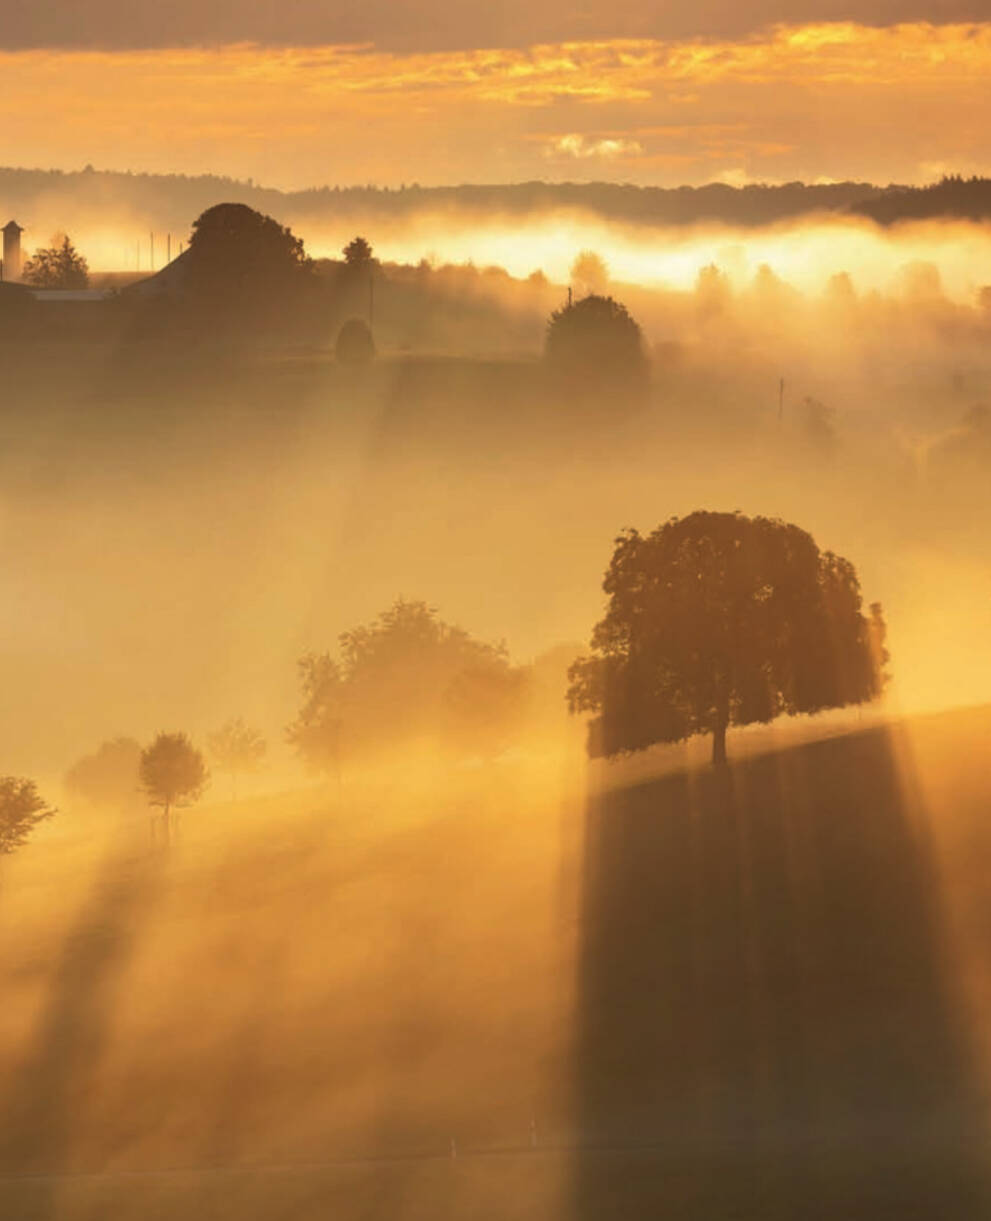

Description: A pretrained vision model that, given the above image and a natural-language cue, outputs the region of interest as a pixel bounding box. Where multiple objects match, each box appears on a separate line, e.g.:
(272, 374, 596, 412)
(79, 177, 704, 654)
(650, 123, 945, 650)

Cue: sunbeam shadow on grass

(572, 722, 991, 1218)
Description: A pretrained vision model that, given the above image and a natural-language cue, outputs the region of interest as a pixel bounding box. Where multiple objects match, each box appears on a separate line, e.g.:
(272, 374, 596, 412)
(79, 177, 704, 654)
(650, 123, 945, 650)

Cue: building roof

(121, 248, 191, 300)
(31, 289, 115, 303)
(0, 281, 31, 302)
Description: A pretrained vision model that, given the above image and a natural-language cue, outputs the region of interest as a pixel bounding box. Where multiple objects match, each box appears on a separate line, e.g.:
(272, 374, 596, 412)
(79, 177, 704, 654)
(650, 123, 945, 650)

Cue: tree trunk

(712, 717, 729, 768)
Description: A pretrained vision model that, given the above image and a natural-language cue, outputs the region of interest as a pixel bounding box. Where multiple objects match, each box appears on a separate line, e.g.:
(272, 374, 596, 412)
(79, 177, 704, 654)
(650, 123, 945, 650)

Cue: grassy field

(2, 707, 991, 1218)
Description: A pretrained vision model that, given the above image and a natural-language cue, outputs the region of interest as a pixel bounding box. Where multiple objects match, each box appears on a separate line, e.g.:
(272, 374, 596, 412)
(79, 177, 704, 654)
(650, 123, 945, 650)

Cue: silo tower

(3, 220, 24, 281)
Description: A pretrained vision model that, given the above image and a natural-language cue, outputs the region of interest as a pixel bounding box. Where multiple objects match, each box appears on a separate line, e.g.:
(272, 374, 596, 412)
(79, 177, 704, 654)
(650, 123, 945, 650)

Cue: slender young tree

(568, 512, 889, 767)
(207, 718, 266, 801)
(139, 732, 209, 845)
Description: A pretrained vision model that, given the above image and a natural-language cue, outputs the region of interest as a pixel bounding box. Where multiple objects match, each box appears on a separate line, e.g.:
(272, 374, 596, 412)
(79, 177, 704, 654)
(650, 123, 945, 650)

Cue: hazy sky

(2, 1, 986, 49)
(1, 6, 988, 187)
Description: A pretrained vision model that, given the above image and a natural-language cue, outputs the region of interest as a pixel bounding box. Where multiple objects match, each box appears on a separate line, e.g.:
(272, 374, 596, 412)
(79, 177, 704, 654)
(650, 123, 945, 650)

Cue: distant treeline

(4, 166, 991, 233)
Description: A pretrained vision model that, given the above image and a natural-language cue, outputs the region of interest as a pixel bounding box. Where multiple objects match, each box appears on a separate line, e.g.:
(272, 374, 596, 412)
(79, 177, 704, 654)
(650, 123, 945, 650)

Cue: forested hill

(3, 167, 991, 233)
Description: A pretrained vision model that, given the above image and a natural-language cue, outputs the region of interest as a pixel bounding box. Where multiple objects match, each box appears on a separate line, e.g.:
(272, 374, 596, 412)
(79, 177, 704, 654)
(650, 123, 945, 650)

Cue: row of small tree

(5, 510, 889, 861)
(66, 720, 267, 816)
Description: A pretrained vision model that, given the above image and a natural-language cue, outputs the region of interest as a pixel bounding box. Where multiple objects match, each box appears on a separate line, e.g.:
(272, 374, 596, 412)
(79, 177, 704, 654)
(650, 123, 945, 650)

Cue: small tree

(139, 732, 208, 843)
(22, 234, 89, 290)
(207, 718, 266, 801)
(568, 512, 888, 767)
(64, 737, 142, 813)
(343, 236, 375, 269)
(0, 777, 56, 855)
(544, 294, 648, 404)
(570, 250, 609, 298)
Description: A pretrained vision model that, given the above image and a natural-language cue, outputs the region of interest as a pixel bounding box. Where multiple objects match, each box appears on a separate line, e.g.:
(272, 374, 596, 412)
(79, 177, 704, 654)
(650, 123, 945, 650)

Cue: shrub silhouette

(568, 511, 889, 766)
(335, 318, 376, 364)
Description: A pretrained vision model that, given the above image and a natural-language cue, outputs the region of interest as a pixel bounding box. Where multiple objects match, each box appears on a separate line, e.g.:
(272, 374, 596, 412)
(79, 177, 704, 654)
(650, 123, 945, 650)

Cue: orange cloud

(0, 23, 988, 186)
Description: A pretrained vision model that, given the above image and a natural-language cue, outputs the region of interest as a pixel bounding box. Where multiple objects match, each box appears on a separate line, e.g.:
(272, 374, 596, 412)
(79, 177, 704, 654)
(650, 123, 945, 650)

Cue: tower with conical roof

(3, 221, 24, 281)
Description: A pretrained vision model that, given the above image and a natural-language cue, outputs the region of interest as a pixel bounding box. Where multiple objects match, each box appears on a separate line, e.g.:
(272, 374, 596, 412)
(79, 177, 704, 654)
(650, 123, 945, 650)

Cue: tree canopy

(185, 202, 313, 330)
(568, 512, 888, 765)
(22, 234, 89, 290)
(343, 236, 375, 268)
(139, 732, 209, 824)
(544, 293, 648, 403)
(0, 777, 55, 855)
(64, 737, 142, 812)
(288, 598, 529, 770)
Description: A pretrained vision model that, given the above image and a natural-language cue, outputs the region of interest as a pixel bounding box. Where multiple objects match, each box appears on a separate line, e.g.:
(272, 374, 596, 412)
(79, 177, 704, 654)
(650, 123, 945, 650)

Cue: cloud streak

(0, 24, 988, 187)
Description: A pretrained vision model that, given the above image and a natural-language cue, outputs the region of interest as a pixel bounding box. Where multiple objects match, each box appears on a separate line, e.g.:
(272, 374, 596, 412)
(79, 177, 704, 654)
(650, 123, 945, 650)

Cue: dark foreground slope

(2, 709, 991, 1219)
(576, 715, 991, 1218)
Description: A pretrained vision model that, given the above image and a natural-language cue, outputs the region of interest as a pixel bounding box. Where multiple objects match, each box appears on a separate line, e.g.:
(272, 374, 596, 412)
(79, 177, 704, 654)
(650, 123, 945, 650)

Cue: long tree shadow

(573, 725, 991, 1218)
(0, 842, 167, 1215)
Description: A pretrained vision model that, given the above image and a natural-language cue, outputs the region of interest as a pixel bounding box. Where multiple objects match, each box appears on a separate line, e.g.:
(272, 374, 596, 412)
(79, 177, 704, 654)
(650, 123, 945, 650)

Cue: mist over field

(2, 162, 991, 1219)
(2, 191, 990, 777)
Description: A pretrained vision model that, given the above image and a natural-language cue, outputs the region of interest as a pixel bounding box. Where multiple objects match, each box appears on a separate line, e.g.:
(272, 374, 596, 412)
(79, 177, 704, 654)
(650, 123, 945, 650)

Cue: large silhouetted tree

(544, 293, 648, 403)
(185, 202, 313, 333)
(0, 777, 56, 855)
(568, 512, 888, 766)
(22, 234, 89, 290)
(140, 732, 208, 843)
(288, 599, 528, 770)
(64, 737, 142, 812)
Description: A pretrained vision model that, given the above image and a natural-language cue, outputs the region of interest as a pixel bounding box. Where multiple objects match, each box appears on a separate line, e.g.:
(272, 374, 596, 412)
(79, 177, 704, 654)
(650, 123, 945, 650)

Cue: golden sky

(2, 21, 989, 187)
